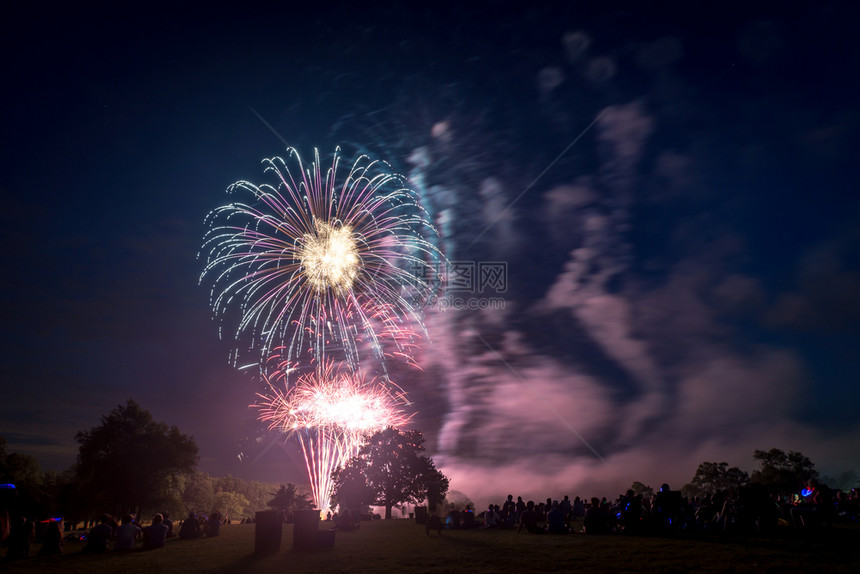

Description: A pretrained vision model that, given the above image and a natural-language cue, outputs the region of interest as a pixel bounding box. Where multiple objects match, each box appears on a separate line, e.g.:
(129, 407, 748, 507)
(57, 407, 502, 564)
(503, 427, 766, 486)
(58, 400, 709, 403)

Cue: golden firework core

(300, 220, 360, 294)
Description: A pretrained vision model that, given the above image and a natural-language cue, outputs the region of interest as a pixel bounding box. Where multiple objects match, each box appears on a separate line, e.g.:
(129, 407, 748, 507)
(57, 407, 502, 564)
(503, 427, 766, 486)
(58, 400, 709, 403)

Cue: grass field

(3, 519, 858, 573)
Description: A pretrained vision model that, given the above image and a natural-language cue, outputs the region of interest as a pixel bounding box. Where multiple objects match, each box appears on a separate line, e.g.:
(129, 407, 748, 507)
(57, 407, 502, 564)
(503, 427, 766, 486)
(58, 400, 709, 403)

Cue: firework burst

(200, 147, 442, 376)
(257, 360, 412, 512)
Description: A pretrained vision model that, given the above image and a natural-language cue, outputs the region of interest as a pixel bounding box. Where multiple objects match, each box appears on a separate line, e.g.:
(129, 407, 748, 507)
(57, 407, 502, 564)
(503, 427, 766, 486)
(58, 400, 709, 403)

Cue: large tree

(683, 461, 749, 498)
(75, 399, 198, 516)
(330, 461, 375, 514)
(750, 448, 817, 495)
(333, 428, 449, 519)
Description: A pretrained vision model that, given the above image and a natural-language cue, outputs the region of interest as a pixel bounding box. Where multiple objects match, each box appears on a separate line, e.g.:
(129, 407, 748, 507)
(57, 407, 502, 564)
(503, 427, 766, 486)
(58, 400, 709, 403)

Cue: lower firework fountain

(256, 360, 412, 515)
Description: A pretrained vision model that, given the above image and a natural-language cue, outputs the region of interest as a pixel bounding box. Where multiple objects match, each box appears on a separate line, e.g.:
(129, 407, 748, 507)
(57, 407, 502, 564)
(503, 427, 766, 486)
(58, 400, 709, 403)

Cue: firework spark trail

(257, 361, 412, 512)
(200, 147, 443, 378)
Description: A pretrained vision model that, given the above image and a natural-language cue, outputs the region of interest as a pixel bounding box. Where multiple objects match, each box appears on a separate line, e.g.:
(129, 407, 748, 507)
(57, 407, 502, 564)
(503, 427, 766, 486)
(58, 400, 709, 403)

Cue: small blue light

(0, 484, 16, 489)
(801, 488, 813, 497)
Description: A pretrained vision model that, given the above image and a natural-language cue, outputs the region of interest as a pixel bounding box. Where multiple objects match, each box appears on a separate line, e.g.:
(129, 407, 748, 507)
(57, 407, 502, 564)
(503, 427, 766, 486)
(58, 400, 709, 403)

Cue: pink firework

(257, 360, 412, 513)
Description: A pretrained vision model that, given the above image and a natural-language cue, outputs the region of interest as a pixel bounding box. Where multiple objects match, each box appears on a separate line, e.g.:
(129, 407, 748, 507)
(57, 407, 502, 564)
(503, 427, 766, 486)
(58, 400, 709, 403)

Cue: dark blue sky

(2, 1, 859, 499)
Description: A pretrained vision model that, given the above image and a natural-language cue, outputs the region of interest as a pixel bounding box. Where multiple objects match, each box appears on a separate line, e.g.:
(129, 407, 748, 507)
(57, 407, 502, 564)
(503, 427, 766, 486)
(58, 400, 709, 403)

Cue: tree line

(0, 399, 448, 525)
(3, 399, 856, 525)
(0, 400, 305, 524)
(629, 448, 858, 501)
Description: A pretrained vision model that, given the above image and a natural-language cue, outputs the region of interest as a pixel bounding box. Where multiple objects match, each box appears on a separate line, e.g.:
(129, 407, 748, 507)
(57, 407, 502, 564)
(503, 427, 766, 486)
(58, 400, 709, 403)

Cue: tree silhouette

(0, 434, 53, 517)
(75, 399, 198, 516)
(629, 481, 654, 498)
(332, 428, 449, 519)
(330, 460, 375, 514)
(684, 461, 749, 497)
(0, 436, 42, 494)
(267, 483, 313, 514)
(750, 448, 817, 495)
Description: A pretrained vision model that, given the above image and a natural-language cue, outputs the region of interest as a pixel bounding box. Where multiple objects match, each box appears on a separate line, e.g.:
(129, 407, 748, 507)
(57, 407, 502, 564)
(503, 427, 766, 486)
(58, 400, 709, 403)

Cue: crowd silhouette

(3, 478, 860, 560)
(433, 481, 860, 536)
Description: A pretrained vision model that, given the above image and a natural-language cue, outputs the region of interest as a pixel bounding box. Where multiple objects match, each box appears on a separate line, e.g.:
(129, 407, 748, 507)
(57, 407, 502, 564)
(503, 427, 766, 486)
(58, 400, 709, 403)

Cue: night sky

(2, 2, 859, 504)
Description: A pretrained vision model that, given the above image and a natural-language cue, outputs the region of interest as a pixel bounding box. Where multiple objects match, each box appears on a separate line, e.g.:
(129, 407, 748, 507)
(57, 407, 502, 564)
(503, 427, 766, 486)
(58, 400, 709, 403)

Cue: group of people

(61, 510, 224, 555)
(80, 511, 178, 552)
(436, 481, 860, 536)
(432, 495, 608, 535)
(2, 508, 234, 560)
(82, 512, 171, 552)
(177, 510, 224, 539)
(463, 495, 588, 534)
